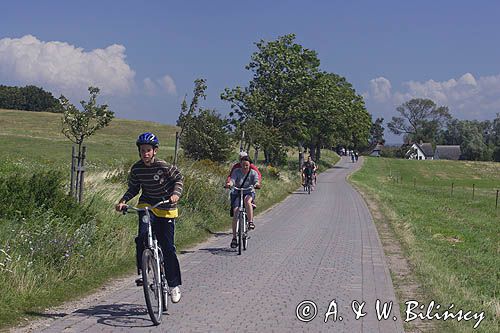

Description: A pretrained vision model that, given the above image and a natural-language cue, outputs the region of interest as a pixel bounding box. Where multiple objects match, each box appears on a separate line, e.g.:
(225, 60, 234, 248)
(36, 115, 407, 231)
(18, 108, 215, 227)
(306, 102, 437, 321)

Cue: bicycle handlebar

(121, 199, 170, 214)
(232, 185, 254, 191)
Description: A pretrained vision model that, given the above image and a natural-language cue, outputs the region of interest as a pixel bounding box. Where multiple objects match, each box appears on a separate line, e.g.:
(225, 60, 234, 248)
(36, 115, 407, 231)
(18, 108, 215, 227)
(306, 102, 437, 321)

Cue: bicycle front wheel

(242, 213, 248, 251)
(142, 249, 162, 325)
(159, 249, 168, 313)
(238, 213, 243, 255)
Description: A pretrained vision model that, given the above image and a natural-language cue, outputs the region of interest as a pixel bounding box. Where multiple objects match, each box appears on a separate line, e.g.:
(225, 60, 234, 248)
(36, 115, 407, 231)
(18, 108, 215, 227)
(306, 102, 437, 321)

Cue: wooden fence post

(78, 146, 86, 203)
(173, 131, 180, 166)
(70, 146, 76, 197)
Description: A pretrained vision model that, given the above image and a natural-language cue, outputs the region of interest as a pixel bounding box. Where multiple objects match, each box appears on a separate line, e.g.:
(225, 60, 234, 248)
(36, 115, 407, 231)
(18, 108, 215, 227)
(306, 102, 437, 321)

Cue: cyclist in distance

(302, 155, 317, 187)
(115, 132, 183, 303)
(225, 155, 261, 248)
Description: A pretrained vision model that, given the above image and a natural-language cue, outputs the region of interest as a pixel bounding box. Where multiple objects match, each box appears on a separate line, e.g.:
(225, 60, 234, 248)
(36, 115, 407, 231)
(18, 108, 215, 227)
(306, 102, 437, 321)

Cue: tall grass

(351, 157, 499, 332)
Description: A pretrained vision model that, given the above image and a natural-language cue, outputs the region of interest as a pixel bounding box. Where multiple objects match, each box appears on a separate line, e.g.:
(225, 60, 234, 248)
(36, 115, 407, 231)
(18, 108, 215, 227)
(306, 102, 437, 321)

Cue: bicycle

(122, 200, 170, 325)
(232, 185, 254, 255)
(304, 174, 313, 194)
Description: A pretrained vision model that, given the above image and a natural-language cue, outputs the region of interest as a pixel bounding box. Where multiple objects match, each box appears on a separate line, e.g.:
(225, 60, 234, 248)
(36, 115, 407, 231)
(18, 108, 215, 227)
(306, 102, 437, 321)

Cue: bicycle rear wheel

(142, 249, 162, 325)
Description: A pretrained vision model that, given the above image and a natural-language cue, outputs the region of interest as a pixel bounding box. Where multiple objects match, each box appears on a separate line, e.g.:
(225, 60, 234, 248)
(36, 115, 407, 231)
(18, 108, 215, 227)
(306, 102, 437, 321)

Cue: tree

(177, 78, 207, 136)
(460, 122, 489, 161)
(370, 117, 385, 145)
(222, 34, 321, 164)
(388, 98, 451, 143)
(0, 85, 62, 112)
(178, 79, 232, 162)
(181, 109, 232, 162)
(61, 86, 114, 155)
(301, 72, 371, 159)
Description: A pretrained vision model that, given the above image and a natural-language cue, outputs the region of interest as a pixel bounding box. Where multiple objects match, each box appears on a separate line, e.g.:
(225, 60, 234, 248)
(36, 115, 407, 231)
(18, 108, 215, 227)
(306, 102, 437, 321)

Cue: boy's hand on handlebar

(170, 194, 180, 203)
(255, 183, 261, 189)
(115, 202, 127, 212)
(224, 181, 232, 189)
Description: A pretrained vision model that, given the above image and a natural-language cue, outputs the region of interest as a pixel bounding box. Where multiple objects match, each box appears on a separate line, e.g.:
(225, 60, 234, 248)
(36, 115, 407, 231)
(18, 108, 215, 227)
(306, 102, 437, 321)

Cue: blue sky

(1, 0, 500, 143)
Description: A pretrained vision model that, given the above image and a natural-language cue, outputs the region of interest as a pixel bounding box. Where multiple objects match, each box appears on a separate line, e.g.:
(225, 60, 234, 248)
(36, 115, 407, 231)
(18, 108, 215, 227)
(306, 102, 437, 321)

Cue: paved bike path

(29, 156, 404, 332)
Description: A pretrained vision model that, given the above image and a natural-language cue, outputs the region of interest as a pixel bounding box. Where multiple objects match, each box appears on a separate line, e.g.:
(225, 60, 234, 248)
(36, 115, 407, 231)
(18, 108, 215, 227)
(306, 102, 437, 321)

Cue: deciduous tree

(388, 98, 451, 143)
(61, 86, 114, 155)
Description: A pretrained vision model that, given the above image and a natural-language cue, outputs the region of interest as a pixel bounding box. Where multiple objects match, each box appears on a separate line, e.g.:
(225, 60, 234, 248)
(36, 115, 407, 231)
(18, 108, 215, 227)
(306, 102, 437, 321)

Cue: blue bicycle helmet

(136, 132, 159, 148)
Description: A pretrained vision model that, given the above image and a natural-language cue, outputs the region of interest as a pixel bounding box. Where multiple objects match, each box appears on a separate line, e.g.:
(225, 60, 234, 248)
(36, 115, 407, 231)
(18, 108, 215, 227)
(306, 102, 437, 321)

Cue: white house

(406, 143, 434, 160)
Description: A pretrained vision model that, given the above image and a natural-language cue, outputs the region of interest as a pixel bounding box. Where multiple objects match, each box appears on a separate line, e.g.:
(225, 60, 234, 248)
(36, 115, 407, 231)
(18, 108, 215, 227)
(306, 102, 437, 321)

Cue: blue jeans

(136, 213, 182, 287)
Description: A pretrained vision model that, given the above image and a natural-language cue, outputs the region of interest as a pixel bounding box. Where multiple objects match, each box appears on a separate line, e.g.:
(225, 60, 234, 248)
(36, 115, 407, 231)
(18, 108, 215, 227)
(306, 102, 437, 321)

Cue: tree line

(386, 98, 500, 161)
(179, 34, 372, 165)
(0, 85, 63, 113)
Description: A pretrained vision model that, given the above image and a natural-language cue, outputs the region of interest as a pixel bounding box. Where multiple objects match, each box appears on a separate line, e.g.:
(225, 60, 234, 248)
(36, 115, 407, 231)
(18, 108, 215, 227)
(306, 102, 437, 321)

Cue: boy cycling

(115, 132, 183, 303)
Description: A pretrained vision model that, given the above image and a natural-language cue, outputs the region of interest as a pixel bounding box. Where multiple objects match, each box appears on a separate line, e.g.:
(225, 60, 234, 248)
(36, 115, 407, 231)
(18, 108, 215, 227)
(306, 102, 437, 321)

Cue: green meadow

(351, 157, 499, 332)
(0, 109, 339, 329)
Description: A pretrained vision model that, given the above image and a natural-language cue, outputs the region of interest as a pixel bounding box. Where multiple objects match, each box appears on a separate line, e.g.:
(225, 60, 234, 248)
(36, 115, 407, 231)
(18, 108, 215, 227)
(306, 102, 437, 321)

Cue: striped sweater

(120, 159, 183, 218)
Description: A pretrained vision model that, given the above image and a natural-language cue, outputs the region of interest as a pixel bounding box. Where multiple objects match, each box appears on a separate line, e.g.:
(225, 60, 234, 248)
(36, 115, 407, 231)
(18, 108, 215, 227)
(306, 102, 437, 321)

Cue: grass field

(0, 108, 339, 329)
(351, 157, 499, 332)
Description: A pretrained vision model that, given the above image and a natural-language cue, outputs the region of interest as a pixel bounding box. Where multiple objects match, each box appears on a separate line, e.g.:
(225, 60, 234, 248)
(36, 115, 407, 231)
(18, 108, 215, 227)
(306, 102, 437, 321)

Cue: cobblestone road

(28, 156, 404, 332)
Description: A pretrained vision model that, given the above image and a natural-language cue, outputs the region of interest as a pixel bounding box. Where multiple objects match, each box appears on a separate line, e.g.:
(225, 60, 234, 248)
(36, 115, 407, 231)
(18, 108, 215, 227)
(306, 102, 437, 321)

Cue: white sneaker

(171, 286, 181, 303)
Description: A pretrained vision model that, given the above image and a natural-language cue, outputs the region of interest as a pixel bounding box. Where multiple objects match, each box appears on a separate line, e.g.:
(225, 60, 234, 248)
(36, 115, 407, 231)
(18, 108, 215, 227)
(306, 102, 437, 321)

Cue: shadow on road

(198, 247, 236, 256)
(204, 227, 232, 238)
(290, 190, 315, 195)
(74, 303, 155, 328)
(23, 311, 67, 319)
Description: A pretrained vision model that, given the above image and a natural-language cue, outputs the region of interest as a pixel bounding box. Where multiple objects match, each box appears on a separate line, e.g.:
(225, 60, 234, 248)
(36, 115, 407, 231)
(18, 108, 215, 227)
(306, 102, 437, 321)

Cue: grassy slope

(351, 157, 499, 332)
(0, 108, 178, 170)
(0, 109, 339, 328)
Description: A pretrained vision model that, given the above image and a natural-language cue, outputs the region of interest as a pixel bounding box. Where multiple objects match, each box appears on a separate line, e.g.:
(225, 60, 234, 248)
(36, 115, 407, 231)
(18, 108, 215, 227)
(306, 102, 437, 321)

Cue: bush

(181, 109, 232, 163)
(0, 170, 93, 224)
(265, 165, 281, 179)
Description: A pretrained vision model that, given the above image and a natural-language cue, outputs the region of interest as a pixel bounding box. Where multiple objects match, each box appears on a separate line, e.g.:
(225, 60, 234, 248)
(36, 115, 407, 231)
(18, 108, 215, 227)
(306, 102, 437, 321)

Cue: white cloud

(0, 35, 135, 98)
(368, 77, 392, 102)
(158, 75, 177, 95)
(143, 78, 157, 96)
(142, 74, 177, 96)
(365, 72, 500, 120)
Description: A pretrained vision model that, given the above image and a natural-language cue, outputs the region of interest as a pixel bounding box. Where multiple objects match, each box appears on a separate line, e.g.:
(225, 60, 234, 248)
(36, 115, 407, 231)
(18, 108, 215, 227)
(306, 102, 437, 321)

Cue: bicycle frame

(232, 186, 253, 254)
(122, 199, 170, 325)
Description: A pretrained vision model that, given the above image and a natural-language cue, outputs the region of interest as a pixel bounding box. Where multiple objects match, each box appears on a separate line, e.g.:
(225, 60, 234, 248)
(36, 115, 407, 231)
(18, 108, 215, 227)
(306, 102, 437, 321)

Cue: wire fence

(387, 172, 500, 209)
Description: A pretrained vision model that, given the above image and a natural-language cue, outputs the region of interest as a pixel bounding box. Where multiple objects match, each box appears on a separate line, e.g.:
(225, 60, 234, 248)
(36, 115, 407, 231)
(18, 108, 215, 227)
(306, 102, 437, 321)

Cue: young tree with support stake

(60, 86, 114, 202)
